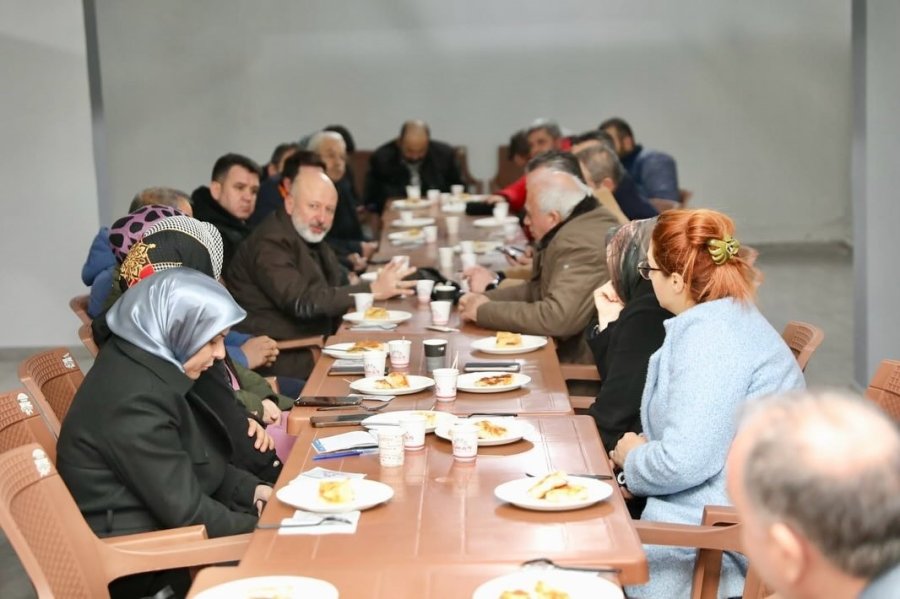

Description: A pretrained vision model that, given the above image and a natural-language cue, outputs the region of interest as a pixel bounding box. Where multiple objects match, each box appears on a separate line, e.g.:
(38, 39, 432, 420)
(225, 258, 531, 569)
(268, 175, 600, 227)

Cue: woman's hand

(253, 484, 272, 515)
(593, 282, 624, 331)
(609, 432, 647, 469)
(260, 399, 282, 425)
(247, 418, 275, 452)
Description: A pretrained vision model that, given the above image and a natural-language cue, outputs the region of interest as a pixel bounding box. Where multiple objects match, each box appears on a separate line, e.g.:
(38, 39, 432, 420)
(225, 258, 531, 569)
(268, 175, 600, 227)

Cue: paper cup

(400, 211, 415, 224)
(444, 216, 460, 237)
(451, 184, 464, 198)
(433, 285, 456, 301)
(423, 225, 438, 243)
(416, 279, 435, 303)
(388, 339, 412, 368)
(492, 202, 510, 220)
(377, 427, 405, 467)
(400, 414, 426, 450)
(405, 185, 421, 200)
(433, 367, 459, 401)
(460, 252, 477, 270)
(430, 300, 452, 326)
(363, 350, 387, 378)
(459, 240, 475, 254)
(353, 292, 374, 313)
(427, 189, 441, 202)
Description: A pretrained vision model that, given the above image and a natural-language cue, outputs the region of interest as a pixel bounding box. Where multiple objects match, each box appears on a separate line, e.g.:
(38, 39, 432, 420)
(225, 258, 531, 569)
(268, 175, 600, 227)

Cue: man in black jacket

(192, 153, 261, 271)
(364, 120, 463, 214)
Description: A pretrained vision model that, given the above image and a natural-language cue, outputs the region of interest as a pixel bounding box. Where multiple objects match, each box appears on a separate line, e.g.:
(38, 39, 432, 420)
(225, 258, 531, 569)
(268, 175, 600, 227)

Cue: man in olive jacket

(227, 169, 415, 378)
(459, 158, 617, 363)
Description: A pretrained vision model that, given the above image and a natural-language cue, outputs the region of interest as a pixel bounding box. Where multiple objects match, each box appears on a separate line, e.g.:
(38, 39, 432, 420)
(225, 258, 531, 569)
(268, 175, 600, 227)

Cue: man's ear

(600, 177, 616, 191)
(283, 192, 295, 215)
(209, 180, 222, 201)
(769, 522, 807, 585)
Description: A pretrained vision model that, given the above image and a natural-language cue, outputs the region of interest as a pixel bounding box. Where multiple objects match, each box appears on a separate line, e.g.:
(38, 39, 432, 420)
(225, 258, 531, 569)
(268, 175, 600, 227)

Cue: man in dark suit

(364, 120, 463, 214)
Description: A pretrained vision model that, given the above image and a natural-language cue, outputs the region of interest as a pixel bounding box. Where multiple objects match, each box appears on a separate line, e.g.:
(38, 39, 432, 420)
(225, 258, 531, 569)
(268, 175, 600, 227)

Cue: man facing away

(227, 169, 415, 378)
(727, 390, 900, 599)
(600, 117, 680, 206)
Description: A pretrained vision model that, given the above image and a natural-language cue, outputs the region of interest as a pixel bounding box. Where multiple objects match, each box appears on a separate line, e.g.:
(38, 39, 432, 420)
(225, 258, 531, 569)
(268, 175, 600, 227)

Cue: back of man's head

(211, 153, 261, 183)
(575, 144, 624, 189)
(526, 150, 587, 185)
(570, 129, 615, 151)
(128, 187, 191, 214)
(731, 390, 900, 595)
(507, 129, 530, 162)
(525, 157, 592, 222)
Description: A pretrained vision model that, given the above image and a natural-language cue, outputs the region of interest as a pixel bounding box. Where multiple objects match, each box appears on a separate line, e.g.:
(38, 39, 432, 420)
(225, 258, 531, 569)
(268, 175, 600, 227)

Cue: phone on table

(310, 413, 370, 428)
(294, 396, 362, 408)
(464, 361, 521, 373)
(328, 360, 366, 376)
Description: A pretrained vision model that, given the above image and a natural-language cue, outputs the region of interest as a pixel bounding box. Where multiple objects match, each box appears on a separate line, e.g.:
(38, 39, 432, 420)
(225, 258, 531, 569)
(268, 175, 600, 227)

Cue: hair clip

(707, 235, 740, 265)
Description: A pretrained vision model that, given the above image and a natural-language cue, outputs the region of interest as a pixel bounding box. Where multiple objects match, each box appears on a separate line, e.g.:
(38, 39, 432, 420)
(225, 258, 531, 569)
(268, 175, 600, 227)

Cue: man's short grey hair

(307, 130, 345, 154)
(740, 390, 900, 579)
(529, 167, 592, 220)
(576, 144, 624, 187)
(526, 118, 561, 140)
(128, 187, 190, 213)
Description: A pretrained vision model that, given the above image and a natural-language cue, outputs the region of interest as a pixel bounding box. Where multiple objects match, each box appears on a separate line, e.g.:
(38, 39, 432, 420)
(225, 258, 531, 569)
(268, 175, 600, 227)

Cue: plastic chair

(560, 363, 602, 410)
(275, 335, 325, 363)
(350, 149, 373, 200)
(0, 389, 58, 463)
(0, 443, 250, 599)
(454, 146, 484, 194)
(78, 323, 100, 357)
(18, 349, 86, 436)
(780, 321, 825, 372)
(865, 359, 900, 422)
(634, 505, 769, 599)
(69, 295, 92, 326)
(489, 144, 523, 192)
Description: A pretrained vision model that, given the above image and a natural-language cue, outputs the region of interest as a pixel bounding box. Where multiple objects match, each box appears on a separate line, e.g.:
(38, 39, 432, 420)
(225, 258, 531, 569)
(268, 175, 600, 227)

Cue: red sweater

(497, 138, 573, 211)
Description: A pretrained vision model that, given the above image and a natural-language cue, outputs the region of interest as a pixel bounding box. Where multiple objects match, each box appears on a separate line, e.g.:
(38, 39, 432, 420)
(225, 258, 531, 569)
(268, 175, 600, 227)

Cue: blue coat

(624, 298, 805, 598)
(80, 227, 116, 318)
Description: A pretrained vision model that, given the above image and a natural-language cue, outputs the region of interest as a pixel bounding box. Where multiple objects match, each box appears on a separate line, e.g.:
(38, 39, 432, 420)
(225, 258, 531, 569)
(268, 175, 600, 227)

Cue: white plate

(494, 476, 613, 512)
(434, 417, 528, 446)
(360, 271, 378, 283)
(342, 310, 412, 325)
(471, 335, 548, 355)
(393, 198, 436, 210)
(362, 409, 457, 433)
(391, 217, 435, 228)
(276, 477, 394, 513)
(388, 230, 424, 242)
(322, 341, 387, 360)
(454, 241, 501, 254)
(350, 375, 435, 396)
(473, 571, 623, 599)
(193, 575, 339, 599)
(455, 371, 531, 394)
(473, 216, 520, 228)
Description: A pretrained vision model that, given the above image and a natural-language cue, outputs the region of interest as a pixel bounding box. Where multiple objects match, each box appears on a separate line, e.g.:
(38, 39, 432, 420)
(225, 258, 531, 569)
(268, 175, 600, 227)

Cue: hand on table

(458, 292, 490, 322)
(463, 265, 498, 293)
(608, 457, 634, 500)
(609, 432, 647, 469)
(593, 281, 624, 331)
(242, 335, 279, 369)
(370, 261, 417, 300)
(260, 399, 282, 425)
(247, 418, 275, 452)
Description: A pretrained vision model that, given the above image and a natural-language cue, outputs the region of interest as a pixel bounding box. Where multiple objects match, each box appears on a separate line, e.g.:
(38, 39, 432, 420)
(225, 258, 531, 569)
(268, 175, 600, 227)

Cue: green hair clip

(707, 235, 740, 265)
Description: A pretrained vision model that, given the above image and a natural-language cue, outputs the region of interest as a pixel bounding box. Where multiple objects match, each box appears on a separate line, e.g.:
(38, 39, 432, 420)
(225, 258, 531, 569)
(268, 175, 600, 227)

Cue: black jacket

(325, 175, 365, 264)
(586, 280, 672, 451)
(57, 337, 261, 538)
(191, 186, 252, 271)
(364, 139, 463, 213)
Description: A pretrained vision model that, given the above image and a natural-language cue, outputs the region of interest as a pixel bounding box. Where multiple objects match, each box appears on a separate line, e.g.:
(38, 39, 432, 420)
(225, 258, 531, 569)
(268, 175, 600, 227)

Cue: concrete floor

(0, 242, 855, 598)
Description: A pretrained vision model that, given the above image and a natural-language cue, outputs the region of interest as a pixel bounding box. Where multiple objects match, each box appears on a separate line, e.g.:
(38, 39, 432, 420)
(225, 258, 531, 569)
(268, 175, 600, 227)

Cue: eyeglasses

(637, 261, 663, 280)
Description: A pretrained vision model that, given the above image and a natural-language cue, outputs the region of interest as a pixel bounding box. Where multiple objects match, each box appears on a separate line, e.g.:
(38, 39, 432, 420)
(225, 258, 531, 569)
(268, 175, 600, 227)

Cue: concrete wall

(0, 0, 99, 346)
(93, 0, 851, 243)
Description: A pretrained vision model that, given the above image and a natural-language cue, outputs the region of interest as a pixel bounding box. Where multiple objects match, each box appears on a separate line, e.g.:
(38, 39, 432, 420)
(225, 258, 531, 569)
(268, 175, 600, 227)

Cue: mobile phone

(328, 360, 366, 376)
(310, 414, 370, 428)
(498, 246, 525, 259)
(368, 256, 391, 265)
(464, 361, 521, 373)
(294, 396, 362, 408)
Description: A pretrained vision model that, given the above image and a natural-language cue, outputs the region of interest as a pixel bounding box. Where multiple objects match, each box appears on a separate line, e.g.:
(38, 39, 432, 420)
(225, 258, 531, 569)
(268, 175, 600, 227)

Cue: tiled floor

(0, 242, 855, 598)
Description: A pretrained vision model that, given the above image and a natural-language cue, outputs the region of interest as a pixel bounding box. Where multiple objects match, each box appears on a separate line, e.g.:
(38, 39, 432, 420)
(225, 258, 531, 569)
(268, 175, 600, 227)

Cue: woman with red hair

(609, 209, 805, 598)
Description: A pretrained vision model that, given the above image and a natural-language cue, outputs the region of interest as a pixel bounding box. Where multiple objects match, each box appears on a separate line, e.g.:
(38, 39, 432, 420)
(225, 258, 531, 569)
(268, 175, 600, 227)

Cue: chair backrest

(18, 349, 86, 436)
(454, 145, 484, 194)
(780, 321, 825, 372)
(0, 389, 58, 463)
(69, 295, 92, 326)
(490, 144, 523, 192)
(865, 359, 900, 422)
(350, 149, 373, 200)
(78, 323, 99, 358)
(0, 443, 111, 598)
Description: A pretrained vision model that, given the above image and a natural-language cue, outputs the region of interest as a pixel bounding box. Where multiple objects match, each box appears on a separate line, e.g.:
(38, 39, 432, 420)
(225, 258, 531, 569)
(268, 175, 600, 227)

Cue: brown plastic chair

(560, 363, 602, 410)
(350, 149, 373, 200)
(454, 146, 484, 194)
(635, 505, 769, 599)
(275, 335, 325, 363)
(780, 321, 825, 372)
(78, 323, 100, 357)
(69, 295, 92, 326)
(18, 349, 86, 436)
(0, 389, 58, 463)
(489, 144, 523, 192)
(865, 359, 900, 422)
(0, 443, 250, 599)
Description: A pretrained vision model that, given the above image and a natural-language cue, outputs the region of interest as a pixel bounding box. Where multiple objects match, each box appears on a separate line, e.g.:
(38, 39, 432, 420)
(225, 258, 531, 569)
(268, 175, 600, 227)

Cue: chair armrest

(559, 363, 601, 382)
(276, 335, 325, 361)
(102, 524, 207, 549)
(633, 519, 739, 552)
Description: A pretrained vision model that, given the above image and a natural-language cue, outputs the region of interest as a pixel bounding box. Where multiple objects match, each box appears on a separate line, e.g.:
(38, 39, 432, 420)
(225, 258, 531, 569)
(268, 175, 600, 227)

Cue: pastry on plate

(346, 340, 385, 353)
(495, 331, 523, 347)
(474, 419, 508, 439)
(475, 373, 515, 388)
(374, 372, 410, 389)
(499, 582, 570, 599)
(526, 471, 587, 502)
(363, 306, 389, 319)
(318, 478, 355, 504)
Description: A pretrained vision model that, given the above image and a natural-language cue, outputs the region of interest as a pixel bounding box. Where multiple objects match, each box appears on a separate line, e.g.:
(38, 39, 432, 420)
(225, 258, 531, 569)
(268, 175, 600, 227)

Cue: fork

(256, 516, 353, 529)
(520, 557, 620, 575)
(317, 398, 395, 412)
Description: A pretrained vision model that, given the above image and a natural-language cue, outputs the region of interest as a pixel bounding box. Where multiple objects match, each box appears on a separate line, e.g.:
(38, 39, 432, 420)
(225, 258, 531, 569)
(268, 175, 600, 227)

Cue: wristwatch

(485, 271, 506, 291)
(616, 470, 626, 486)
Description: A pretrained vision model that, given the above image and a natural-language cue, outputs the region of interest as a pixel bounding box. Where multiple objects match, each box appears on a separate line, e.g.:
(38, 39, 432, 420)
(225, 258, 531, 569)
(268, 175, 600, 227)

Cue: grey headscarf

(107, 268, 246, 370)
(605, 217, 658, 304)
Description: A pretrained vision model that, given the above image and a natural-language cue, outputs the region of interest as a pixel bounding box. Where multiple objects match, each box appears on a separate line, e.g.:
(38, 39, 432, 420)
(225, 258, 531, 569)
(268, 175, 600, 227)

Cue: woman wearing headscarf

(585, 217, 671, 453)
(58, 268, 270, 599)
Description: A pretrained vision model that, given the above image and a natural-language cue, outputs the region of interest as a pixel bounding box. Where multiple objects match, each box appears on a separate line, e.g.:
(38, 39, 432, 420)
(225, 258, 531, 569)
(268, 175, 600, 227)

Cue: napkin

(312, 430, 378, 454)
(277, 509, 361, 536)
(297, 467, 367, 481)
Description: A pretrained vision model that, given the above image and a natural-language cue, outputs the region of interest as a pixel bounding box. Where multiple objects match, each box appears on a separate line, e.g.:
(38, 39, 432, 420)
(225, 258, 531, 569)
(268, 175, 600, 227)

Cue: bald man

(227, 169, 415, 377)
(364, 120, 463, 214)
(727, 391, 900, 599)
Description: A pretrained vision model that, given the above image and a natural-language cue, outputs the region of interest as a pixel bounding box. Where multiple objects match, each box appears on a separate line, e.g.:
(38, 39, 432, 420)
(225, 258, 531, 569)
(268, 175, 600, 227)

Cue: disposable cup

(444, 216, 460, 237)
(353, 293, 374, 313)
(423, 225, 438, 243)
(400, 415, 426, 450)
(433, 367, 459, 401)
(377, 427, 405, 467)
(405, 185, 421, 200)
(416, 279, 435, 303)
(363, 350, 387, 378)
(492, 202, 510, 221)
(430, 301, 452, 326)
(388, 340, 412, 369)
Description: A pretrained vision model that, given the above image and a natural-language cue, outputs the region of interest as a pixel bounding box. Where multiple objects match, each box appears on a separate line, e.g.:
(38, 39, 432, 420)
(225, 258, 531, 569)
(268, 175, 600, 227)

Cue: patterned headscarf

(108, 204, 185, 263)
(118, 216, 224, 291)
(605, 217, 658, 304)
(107, 268, 245, 369)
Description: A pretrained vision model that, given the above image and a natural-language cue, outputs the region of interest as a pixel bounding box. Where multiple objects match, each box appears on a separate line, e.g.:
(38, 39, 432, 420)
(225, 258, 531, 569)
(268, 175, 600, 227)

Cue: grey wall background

(93, 0, 851, 243)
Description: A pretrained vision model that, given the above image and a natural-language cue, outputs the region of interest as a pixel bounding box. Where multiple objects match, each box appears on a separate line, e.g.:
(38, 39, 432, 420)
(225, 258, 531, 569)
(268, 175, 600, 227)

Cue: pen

(313, 448, 379, 461)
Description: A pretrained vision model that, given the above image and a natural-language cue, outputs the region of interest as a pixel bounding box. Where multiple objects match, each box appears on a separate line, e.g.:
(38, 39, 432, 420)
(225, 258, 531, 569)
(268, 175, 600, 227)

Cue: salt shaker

(451, 421, 478, 462)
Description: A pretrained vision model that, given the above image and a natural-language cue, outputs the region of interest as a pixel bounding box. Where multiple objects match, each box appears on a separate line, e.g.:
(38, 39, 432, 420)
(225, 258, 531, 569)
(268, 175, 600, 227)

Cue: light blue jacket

(624, 298, 805, 598)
